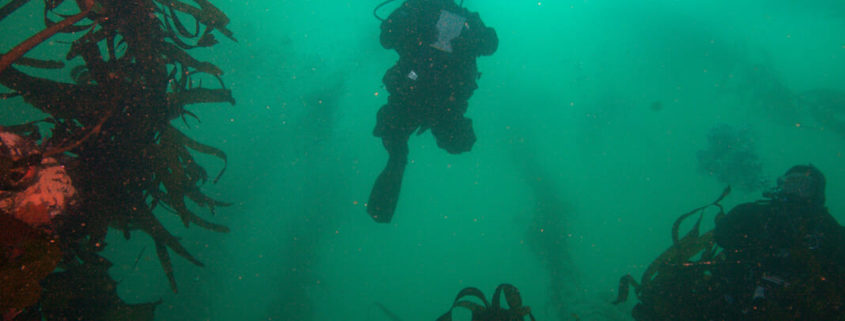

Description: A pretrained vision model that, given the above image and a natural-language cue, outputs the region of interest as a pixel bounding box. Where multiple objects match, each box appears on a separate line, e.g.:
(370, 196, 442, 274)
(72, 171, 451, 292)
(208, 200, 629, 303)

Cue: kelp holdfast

(436, 284, 535, 321)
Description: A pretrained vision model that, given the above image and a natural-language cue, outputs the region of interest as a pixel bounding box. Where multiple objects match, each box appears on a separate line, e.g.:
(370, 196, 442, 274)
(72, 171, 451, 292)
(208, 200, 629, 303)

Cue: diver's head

(764, 164, 826, 206)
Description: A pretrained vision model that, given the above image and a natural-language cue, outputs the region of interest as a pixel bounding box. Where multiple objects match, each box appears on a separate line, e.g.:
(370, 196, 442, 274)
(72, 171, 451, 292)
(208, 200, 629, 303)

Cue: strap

(373, 0, 398, 22)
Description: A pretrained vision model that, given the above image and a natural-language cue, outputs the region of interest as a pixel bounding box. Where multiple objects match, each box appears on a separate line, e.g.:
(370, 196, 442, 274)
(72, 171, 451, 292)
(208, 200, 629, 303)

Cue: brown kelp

(436, 284, 536, 321)
(0, 213, 62, 318)
(613, 187, 730, 321)
(0, 0, 235, 318)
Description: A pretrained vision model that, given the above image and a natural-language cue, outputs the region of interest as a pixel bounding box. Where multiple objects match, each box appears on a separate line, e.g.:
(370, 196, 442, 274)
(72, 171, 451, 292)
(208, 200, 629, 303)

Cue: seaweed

(0, 0, 236, 317)
(436, 284, 536, 321)
(0, 1, 94, 74)
(0, 213, 63, 317)
(613, 187, 731, 321)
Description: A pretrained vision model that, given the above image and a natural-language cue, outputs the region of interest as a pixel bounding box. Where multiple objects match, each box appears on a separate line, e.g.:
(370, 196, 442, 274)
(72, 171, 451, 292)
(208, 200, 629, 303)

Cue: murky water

(2, 0, 844, 320)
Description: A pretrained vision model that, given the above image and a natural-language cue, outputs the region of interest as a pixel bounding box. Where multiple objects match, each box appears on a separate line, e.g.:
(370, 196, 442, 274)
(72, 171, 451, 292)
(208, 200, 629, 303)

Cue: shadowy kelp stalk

(510, 138, 577, 321)
(1, 0, 236, 318)
(266, 73, 347, 321)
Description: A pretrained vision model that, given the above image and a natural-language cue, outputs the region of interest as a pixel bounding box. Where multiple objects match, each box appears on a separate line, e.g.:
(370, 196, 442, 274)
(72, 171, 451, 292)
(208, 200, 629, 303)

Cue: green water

(2, 0, 845, 320)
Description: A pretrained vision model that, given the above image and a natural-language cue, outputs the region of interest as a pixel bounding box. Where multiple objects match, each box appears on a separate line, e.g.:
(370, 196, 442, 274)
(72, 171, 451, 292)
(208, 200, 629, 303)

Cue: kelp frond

(0, 0, 237, 297)
(150, 125, 230, 231)
(614, 187, 731, 306)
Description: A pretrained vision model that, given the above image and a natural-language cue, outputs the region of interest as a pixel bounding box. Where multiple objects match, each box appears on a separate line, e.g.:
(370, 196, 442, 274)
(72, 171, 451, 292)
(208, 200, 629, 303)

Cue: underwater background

(2, 0, 845, 320)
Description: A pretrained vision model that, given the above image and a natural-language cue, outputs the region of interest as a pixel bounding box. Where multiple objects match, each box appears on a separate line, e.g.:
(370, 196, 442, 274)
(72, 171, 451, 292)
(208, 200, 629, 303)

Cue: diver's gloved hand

(452, 12, 497, 57)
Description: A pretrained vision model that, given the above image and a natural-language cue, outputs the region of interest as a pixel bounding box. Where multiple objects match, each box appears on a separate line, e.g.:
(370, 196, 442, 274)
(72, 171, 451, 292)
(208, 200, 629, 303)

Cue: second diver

(368, 0, 498, 223)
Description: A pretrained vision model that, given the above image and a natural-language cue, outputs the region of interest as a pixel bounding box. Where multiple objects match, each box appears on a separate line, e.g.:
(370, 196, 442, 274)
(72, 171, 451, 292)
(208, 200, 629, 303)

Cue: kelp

(0, 0, 236, 316)
(613, 187, 731, 321)
(0, 213, 62, 316)
(0, 0, 93, 73)
(436, 284, 536, 321)
(0, 0, 32, 22)
(8, 57, 64, 69)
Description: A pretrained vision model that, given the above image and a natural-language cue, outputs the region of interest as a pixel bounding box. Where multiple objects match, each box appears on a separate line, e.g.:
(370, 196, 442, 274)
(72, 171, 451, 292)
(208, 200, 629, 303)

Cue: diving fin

(367, 160, 406, 223)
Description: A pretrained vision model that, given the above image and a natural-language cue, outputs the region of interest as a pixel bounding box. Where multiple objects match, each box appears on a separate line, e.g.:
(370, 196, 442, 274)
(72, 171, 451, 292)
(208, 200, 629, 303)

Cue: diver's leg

(368, 101, 415, 223)
(431, 100, 476, 154)
(367, 136, 409, 223)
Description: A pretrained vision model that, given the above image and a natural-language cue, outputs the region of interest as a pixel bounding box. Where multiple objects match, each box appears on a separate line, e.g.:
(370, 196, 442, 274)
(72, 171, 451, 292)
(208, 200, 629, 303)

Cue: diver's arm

(838, 225, 845, 267)
(464, 12, 498, 56)
(818, 210, 845, 266)
(714, 203, 760, 253)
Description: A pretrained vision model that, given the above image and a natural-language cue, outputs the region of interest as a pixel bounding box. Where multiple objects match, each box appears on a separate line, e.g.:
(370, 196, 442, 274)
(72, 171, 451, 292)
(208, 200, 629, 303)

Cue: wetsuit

(714, 200, 845, 319)
(368, 0, 497, 222)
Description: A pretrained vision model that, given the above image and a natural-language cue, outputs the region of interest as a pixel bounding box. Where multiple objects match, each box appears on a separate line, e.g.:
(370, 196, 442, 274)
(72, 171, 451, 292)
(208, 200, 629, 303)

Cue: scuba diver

(367, 0, 498, 223)
(714, 164, 845, 319)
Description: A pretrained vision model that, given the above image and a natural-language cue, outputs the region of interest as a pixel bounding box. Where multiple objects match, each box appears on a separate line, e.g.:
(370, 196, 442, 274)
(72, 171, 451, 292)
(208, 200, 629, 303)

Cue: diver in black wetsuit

(367, 0, 498, 223)
(714, 164, 845, 319)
